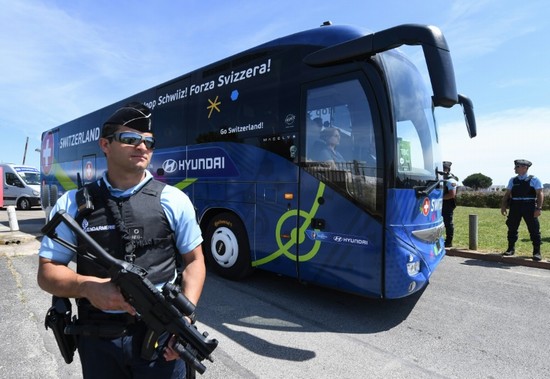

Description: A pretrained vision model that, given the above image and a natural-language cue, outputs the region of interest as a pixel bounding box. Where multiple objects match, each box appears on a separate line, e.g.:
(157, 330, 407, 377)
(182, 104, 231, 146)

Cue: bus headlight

(411, 223, 445, 243)
(406, 254, 420, 276)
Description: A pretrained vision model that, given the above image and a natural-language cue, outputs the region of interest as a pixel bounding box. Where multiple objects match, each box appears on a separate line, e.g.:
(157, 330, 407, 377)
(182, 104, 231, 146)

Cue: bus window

(187, 53, 286, 149)
(303, 78, 382, 215)
(154, 80, 188, 148)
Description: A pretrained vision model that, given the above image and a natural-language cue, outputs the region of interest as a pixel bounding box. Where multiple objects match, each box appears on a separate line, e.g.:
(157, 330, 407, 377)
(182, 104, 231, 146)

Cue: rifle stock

(42, 210, 218, 374)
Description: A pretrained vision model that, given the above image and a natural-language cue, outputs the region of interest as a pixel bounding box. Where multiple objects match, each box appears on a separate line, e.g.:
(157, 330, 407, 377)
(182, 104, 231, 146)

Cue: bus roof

(251, 24, 370, 51)
(43, 23, 461, 133)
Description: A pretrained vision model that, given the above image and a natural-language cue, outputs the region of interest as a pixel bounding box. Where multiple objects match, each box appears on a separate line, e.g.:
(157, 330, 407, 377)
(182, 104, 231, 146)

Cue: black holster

(44, 296, 77, 364)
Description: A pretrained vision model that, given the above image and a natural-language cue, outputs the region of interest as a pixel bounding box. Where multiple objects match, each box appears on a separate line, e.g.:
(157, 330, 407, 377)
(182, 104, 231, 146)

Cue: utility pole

(22, 136, 29, 164)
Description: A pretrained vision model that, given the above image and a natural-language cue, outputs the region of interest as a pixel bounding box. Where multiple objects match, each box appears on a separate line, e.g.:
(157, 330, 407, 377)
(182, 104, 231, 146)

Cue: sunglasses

(105, 132, 155, 149)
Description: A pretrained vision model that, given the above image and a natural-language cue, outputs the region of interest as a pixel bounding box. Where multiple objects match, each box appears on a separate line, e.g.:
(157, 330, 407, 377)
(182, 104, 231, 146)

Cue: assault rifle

(42, 210, 218, 374)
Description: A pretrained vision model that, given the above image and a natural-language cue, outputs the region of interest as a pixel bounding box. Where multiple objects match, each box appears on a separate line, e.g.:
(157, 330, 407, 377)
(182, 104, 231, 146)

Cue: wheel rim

(210, 226, 239, 268)
(19, 198, 30, 210)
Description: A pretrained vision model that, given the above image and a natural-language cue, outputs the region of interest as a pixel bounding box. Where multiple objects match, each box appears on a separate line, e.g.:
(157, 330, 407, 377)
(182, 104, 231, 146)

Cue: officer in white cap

(500, 159, 544, 261)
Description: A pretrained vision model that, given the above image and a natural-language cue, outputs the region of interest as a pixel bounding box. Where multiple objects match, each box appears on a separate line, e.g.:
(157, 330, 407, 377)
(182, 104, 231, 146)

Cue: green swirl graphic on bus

(252, 183, 325, 267)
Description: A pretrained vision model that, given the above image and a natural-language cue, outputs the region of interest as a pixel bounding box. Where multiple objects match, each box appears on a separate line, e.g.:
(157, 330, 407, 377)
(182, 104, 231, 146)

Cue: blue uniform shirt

(39, 170, 203, 265)
(445, 177, 458, 192)
(506, 174, 543, 192)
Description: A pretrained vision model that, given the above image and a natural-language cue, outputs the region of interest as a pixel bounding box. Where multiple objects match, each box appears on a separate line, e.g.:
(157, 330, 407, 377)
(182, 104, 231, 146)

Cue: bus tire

(204, 212, 253, 280)
(17, 197, 32, 210)
(49, 185, 59, 207)
(41, 184, 50, 209)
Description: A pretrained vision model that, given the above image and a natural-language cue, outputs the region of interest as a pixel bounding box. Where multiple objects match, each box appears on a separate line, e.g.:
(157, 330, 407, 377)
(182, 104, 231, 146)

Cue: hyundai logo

(162, 159, 178, 173)
(285, 114, 296, 126)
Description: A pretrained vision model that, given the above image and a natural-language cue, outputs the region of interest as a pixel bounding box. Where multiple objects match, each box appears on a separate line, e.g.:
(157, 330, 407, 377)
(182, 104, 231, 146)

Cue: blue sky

(1, 0, 549, 185)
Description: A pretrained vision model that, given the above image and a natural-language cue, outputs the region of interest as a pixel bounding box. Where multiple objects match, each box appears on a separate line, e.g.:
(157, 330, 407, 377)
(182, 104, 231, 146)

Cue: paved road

(1, 208, 549, 378)
(3, 243, 550, 378)
(0, 207, 45, 244)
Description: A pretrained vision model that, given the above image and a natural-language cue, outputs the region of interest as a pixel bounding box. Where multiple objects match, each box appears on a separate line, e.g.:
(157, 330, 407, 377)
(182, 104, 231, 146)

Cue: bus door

(255, 177, 300, 279)
(298, 73, 386, 297)
(245, 121, 300, 279)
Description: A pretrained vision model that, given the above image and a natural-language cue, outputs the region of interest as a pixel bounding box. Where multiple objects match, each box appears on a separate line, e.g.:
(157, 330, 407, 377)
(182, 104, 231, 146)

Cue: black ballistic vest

(511, 176, 536, 201)
(76, 178, 177, 285)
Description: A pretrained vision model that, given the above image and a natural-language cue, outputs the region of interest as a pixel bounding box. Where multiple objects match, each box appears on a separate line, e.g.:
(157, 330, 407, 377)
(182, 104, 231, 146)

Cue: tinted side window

(187, 54, 292, 159)
(154, 79, 189, 148)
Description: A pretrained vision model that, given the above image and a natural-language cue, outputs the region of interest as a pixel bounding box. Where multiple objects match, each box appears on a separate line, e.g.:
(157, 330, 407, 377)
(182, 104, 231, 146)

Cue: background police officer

(500, 159, 544, 261)
(442, 161, 458, 247)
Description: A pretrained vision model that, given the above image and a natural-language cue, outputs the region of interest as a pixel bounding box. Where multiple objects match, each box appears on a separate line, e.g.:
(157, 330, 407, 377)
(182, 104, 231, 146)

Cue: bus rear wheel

(204, 212, 253, 280)
(41, 185, 50, 209)
(49, 185, 58, 207)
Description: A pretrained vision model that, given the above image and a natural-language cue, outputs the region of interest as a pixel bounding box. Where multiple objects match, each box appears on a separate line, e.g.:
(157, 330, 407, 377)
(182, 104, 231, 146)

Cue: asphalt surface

(0, 209, 44, 247)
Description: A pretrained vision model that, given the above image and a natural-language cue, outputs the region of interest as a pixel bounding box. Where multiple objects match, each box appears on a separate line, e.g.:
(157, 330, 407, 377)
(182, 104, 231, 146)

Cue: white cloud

(442, 0, 544, 61)
(439, 107, 550, 185)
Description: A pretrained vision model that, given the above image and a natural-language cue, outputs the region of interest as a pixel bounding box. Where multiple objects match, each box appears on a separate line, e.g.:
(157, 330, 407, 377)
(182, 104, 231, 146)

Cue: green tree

(462, 173, 493, 190)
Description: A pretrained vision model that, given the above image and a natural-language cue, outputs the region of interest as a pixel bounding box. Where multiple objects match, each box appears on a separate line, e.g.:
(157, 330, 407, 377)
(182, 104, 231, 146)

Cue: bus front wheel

(204, 212, 253, 280)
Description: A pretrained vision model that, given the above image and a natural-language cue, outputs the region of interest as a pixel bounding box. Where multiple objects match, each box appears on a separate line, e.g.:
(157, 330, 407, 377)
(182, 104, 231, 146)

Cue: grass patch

(452, 206, 549, 259)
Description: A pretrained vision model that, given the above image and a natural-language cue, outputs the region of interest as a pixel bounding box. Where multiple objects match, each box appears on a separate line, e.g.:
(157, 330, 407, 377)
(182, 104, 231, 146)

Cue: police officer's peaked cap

(514, 159, 532, 167)
(443, 161, 452, 169)
(102, 102, 152, 134)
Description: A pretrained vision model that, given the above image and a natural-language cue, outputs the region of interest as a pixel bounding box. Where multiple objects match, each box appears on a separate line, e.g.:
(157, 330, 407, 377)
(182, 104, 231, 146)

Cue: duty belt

(67, 300, 139, 338)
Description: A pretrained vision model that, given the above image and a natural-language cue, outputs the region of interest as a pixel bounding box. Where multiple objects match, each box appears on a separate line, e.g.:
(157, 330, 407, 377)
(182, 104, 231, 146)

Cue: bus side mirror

(458, 94, 477, 138)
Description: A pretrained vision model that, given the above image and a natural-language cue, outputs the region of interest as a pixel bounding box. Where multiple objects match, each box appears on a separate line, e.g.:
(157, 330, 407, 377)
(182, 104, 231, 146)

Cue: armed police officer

(442, 161, 458, 247)
(37, 102, 206, 378)
(500, 159, 543, 261)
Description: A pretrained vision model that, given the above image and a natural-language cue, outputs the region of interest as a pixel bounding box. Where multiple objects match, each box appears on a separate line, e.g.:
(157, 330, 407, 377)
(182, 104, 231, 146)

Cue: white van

(1, 163, 41, 210)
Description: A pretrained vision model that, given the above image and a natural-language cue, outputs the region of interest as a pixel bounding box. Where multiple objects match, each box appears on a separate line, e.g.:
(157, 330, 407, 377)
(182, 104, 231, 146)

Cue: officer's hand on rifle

(163, 335, 180, 361)
(81, 277, 136, 315)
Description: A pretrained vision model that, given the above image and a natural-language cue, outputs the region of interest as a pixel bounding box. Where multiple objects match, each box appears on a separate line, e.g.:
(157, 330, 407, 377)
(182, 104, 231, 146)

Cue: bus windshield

(380, 50, 441, 187)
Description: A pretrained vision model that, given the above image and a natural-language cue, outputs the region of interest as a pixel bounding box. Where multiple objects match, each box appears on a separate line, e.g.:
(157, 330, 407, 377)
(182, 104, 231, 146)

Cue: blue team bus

(39, 22, 476, 299)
